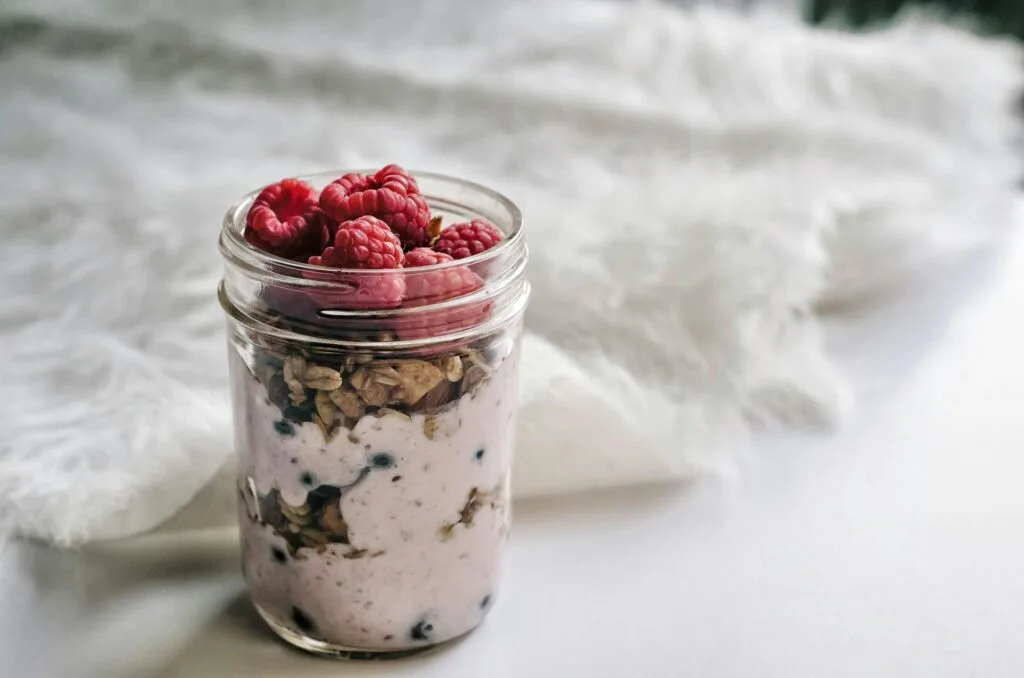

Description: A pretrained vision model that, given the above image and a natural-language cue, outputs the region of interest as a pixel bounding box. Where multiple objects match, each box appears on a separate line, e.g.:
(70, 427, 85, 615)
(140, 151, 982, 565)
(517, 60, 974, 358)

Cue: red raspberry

(376, 164, 420, 195)
(243, 178, 326, 260)
(305, 216, 405, 309)
(312, 215, 404, 269)
(396, 247, 490, 339)
(254, 177, 319, 220)
(326, 172, 376, 197)
(432, 220, 504, 260)
(319, 165, 431, 249)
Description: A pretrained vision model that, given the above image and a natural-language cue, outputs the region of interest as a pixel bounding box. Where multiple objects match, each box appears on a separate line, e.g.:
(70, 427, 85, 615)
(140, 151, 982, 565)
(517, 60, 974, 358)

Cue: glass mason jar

(218, 171, 528, 658)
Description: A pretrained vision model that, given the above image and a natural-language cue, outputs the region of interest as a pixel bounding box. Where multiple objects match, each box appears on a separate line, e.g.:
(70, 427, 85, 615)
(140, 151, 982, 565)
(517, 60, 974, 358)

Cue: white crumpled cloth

(0, 0, 1020, 543)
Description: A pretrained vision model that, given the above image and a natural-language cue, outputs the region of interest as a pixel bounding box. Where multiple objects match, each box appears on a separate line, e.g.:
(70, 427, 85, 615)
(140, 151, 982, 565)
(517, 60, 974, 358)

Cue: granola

(255, 467, 373, 556)
(251, 339, 503, 441)
(438, 482, 505, 541)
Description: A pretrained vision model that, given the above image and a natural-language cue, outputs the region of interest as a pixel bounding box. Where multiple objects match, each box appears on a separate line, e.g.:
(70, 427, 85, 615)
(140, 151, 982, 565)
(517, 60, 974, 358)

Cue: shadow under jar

(218, 171, 529, 659)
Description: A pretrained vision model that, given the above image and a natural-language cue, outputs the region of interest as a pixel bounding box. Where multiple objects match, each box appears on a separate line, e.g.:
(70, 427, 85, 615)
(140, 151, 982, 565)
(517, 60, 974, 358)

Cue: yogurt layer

(231, 344, 519, 650)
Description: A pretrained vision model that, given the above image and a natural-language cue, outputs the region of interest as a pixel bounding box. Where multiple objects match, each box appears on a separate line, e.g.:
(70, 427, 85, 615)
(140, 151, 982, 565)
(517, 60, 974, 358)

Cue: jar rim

(218, 169, 529, 349)
(220, 168, 524, 277)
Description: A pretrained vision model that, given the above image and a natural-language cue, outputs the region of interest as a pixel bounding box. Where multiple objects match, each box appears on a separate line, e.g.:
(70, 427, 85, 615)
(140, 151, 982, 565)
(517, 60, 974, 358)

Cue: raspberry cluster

(243, 165, 505, 327)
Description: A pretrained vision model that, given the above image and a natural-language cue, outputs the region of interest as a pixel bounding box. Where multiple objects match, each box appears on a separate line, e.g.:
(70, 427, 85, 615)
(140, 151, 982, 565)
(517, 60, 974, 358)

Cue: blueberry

(273, 420, 295, 437)
(410, 619, 433, 641)
(480, 595, 491, 609)
(370, 453, 395, 469)
(291, 606, 315, 633)
(474, 449, 485, 462)
(271, 547, 287, 563)
(299, 471, 316, 486)
(391, 475, 402, 483)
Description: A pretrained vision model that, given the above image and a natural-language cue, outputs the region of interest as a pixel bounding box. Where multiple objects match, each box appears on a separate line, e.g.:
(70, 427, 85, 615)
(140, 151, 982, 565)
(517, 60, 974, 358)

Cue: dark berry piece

(384, 634, 394, 641)
(474, 449, 485, 461)
(299, 471, 316, 486)
(273, 420, 295, 436)
(291, 606, 315, 633)
(480, 595, 491, 609)
(391, 475, 402, 483)
(305, 483, 343, 512)
(271, 547, 287, 563)
(410, 619, 433, 641)
(371, 453, 395, 469)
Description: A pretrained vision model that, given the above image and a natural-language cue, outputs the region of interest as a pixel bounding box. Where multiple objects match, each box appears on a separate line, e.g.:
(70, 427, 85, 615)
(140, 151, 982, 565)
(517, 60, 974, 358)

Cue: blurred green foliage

(809, 0, 1024, 38)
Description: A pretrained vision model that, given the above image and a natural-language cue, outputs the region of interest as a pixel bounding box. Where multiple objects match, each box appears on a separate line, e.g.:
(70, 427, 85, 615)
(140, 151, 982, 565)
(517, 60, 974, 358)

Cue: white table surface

(3, 219, 1023, 678)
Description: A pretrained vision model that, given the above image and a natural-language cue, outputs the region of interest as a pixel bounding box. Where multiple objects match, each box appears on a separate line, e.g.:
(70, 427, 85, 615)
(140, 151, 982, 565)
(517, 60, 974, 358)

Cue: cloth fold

(0, 0, 1020, 544)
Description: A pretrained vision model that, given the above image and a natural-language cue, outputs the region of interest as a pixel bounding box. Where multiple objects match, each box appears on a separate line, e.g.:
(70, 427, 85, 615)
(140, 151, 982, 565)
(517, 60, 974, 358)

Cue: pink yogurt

(231, 346, 519, 651)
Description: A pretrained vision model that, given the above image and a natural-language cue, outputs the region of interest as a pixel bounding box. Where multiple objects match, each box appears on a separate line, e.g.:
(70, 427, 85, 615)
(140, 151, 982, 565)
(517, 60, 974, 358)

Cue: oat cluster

(256, 348, 496, 443)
